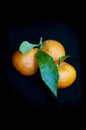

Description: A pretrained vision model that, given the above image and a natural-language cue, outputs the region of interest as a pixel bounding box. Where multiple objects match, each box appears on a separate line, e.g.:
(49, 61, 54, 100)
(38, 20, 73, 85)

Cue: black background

(1, 7, 85, 117)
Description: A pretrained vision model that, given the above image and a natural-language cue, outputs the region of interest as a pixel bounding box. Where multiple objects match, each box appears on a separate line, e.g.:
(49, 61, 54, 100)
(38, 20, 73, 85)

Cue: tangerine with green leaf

(12, 41, 39, 76)
(42, 39, 66, 62)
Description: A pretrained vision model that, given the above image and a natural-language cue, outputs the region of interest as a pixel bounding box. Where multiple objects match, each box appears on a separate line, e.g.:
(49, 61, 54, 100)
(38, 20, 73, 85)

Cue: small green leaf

(19, 41, 39, 54)
(60, 55, 71, 66)
(36, 50, 59, 97)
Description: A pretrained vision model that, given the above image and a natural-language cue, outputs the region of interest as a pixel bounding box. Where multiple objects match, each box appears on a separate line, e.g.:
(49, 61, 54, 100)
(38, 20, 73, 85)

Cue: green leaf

(60, 55, 71, 66)
(36, 50, 59, 97)
(19, 41, 39, 54)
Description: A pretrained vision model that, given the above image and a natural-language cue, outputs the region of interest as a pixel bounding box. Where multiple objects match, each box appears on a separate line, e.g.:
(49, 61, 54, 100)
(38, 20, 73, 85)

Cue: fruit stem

(59, 62, 62, 67)
(39, 37, 43, 50)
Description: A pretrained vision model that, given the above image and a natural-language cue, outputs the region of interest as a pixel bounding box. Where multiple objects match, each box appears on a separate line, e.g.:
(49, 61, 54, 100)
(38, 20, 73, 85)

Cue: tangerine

(42, 39, 66, 62)
(12, 48, 38, 76)
(55, 61, 77, 89)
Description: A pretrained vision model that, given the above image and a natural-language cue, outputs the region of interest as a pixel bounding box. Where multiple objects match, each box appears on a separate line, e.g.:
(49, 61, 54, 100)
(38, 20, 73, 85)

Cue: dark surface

(1, 15, 85, 115)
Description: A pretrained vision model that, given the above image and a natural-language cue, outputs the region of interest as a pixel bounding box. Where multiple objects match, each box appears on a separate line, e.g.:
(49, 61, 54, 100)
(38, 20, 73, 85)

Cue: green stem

(39, 37, 43, 50)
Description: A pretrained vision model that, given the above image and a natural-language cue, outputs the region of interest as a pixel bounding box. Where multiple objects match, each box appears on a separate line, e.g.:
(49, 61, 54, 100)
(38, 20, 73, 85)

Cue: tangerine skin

(56, 61, 77, 89)
(12, 48, 38, 76)
(42, 40, 66, 62)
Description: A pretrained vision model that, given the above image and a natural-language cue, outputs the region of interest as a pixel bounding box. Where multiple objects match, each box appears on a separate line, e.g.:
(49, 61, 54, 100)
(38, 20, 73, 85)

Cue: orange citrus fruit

(55, 61, 77, 89)
(12, 48, 38, 76)
(42, 39, 66, 62)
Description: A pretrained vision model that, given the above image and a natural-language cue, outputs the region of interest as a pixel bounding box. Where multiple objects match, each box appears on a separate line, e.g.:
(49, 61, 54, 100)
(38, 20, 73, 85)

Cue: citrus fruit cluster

(12, 39, 77, 89)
